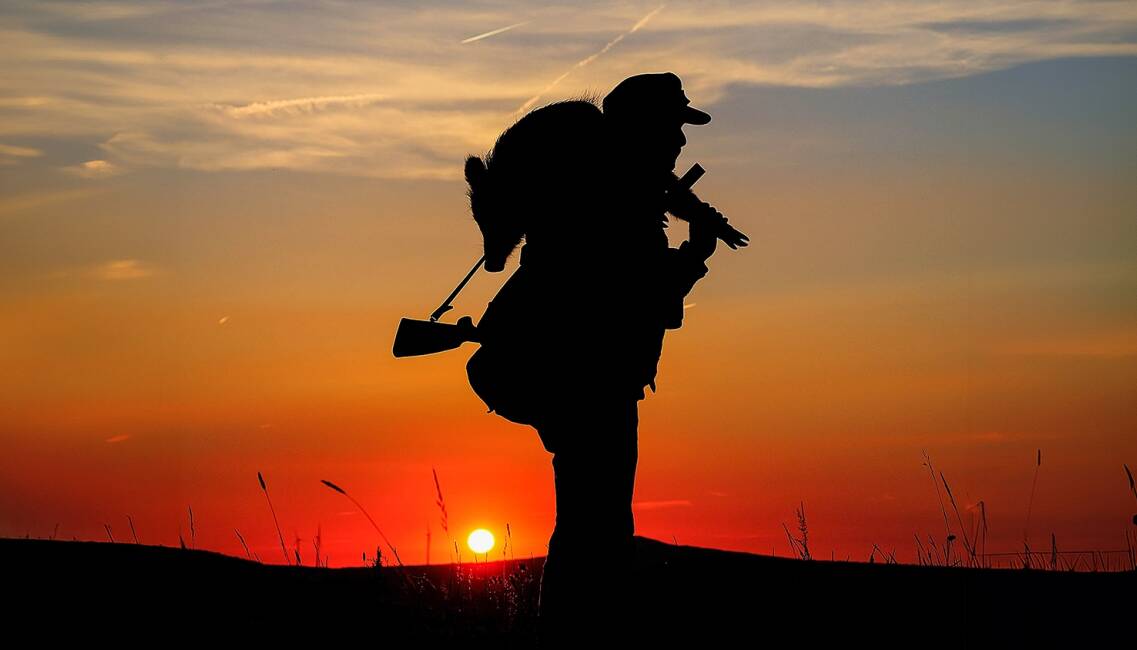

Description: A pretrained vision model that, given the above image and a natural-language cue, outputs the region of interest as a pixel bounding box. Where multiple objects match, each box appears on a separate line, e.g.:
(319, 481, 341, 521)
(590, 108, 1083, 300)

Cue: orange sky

(2, 1, 1135, 568)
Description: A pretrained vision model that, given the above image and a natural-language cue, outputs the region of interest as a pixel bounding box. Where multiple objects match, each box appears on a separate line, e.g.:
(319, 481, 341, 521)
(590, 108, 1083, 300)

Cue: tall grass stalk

(927, 534, 945, 566)
(1126, 527, 1135, 571)
(1024, 449, 1041, 545)
(321, 479, 403, 568)
(313, 524, 323, 568)
(922, 451, 952, 539)
(914, 534, 929, 566)
(979, 501, 989, 567)
(234, 528, 254, 560)
(1125, 464, 1136, 570)
(869, 543, 896, 564)
(940, 472, 978, 566)
(1125, 464, 1136, 505)
(796, 501, 810, 560)
(258, 471, 291, 565)
(433, 467, 452, 561)
(780, 501, 811, 560)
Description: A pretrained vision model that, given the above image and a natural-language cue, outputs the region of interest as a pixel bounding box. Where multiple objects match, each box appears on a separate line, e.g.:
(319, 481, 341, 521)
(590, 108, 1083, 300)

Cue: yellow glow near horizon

(468, 529, 495, 554)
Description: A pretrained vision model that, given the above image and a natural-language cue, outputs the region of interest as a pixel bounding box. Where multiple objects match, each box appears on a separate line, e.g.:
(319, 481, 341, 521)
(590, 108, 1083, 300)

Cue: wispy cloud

(633, 498, 692, 510)
(0, 143, 42, 158)
(91, 259, 157, 281)
(63, 159, 121, 179)
(105, 434, 130, 443)
(1, 1, 1133, 179)
(217, 93, 388, 118)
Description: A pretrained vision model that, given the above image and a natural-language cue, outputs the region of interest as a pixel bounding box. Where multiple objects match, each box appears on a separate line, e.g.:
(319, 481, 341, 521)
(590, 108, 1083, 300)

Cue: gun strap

(431, 164, 705, 323)
(430, 255, 485, 322)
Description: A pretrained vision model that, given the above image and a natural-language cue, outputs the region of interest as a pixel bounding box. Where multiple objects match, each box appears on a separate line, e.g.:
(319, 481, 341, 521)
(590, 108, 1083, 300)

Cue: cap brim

(683, 106, 711, 125)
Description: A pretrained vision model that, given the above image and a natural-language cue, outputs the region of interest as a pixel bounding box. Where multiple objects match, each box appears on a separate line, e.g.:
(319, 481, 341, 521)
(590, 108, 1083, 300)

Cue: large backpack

(462, 99, 605, 428)
(465, 260, 546, 427)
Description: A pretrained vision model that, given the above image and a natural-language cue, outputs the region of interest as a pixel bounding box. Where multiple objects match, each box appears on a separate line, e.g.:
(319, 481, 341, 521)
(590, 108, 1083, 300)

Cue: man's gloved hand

(665, 186, 749, 256)
(663, 184, 706, 220)
(687, 206, 721, 261)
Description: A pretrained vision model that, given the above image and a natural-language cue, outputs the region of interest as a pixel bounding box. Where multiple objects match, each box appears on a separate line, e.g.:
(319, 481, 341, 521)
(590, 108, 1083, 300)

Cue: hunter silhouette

(463, 72, 746, 646)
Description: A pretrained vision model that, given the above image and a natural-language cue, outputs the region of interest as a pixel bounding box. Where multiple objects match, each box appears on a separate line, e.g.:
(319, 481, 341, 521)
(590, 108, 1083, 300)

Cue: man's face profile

(612, 114, 688, 176)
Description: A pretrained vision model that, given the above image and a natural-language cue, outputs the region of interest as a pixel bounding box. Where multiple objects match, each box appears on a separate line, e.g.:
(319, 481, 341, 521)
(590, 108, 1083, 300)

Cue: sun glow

(467, 528, 495, 554)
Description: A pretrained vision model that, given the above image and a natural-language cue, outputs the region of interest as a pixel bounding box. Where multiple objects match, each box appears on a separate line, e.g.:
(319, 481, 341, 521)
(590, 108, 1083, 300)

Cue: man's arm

(659, 239, 711, 330)
(657, 195, 724, 329)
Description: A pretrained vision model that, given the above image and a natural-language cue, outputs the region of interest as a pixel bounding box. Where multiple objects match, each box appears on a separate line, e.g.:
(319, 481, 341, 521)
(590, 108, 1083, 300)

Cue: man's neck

(618, 162, 671, 192)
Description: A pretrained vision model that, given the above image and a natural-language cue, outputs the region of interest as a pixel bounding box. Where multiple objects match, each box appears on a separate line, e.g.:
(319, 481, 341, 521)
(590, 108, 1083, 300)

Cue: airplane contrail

(462, 21, 530, 44)
(513, 4, 666, 116)
(221, 93, 386, 118)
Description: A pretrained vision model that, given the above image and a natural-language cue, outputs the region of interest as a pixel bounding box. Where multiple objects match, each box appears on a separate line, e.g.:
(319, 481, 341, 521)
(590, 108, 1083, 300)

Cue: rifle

(664, 164, 750, 250)
(391, 255, 483, 358)
(392, 162, 739, 358)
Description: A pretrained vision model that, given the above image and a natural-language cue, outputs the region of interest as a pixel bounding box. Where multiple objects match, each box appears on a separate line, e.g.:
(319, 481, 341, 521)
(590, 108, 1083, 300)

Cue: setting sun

(467, 529, 495, 554)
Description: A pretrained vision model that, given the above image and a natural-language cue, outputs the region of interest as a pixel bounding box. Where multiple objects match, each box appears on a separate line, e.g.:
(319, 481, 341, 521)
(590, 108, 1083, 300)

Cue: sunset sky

(2, 1, 1135, 568)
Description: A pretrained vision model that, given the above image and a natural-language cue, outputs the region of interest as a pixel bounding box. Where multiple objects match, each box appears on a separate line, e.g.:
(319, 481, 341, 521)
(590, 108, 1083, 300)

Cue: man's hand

(687, 206, 721, 261)
(666, 186, 750, 255)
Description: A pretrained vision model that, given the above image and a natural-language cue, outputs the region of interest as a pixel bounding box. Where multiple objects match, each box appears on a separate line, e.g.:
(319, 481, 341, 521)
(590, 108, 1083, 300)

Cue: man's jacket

(475, 176, 709, 407)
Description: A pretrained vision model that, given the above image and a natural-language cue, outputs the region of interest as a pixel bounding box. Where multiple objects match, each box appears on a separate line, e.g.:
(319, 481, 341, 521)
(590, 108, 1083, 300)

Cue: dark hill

(4, 535, 1130, 644)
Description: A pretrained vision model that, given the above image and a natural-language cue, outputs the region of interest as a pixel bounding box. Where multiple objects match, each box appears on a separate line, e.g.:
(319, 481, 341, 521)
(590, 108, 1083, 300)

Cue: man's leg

(537, 398, 639, 645)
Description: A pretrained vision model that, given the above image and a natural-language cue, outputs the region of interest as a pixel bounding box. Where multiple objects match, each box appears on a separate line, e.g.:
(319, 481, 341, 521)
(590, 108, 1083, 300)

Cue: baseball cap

(602, 72, 711, 125)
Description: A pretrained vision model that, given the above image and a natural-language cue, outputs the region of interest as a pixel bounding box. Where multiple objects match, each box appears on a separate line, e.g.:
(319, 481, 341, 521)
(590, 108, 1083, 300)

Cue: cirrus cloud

(62, 159, 122, 179)
(91, 259, 157, 281)
(1, 1, 1134, 179)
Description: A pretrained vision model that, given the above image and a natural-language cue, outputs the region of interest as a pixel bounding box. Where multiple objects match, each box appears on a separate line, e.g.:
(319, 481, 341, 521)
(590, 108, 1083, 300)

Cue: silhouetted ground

(5, 535, 1130, 643)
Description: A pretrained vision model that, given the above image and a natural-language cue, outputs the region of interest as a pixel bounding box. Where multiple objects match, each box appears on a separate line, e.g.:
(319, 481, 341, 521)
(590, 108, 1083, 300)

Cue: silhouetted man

(531, 72, 740, 647)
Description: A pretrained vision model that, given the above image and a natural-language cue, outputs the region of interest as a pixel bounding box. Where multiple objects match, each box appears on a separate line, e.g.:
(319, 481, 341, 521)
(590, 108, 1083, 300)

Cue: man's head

(602, 72, 710, 175)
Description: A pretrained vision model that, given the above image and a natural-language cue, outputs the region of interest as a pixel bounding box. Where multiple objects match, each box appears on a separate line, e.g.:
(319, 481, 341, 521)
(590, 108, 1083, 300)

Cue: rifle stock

(392, 316, 478, 358)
